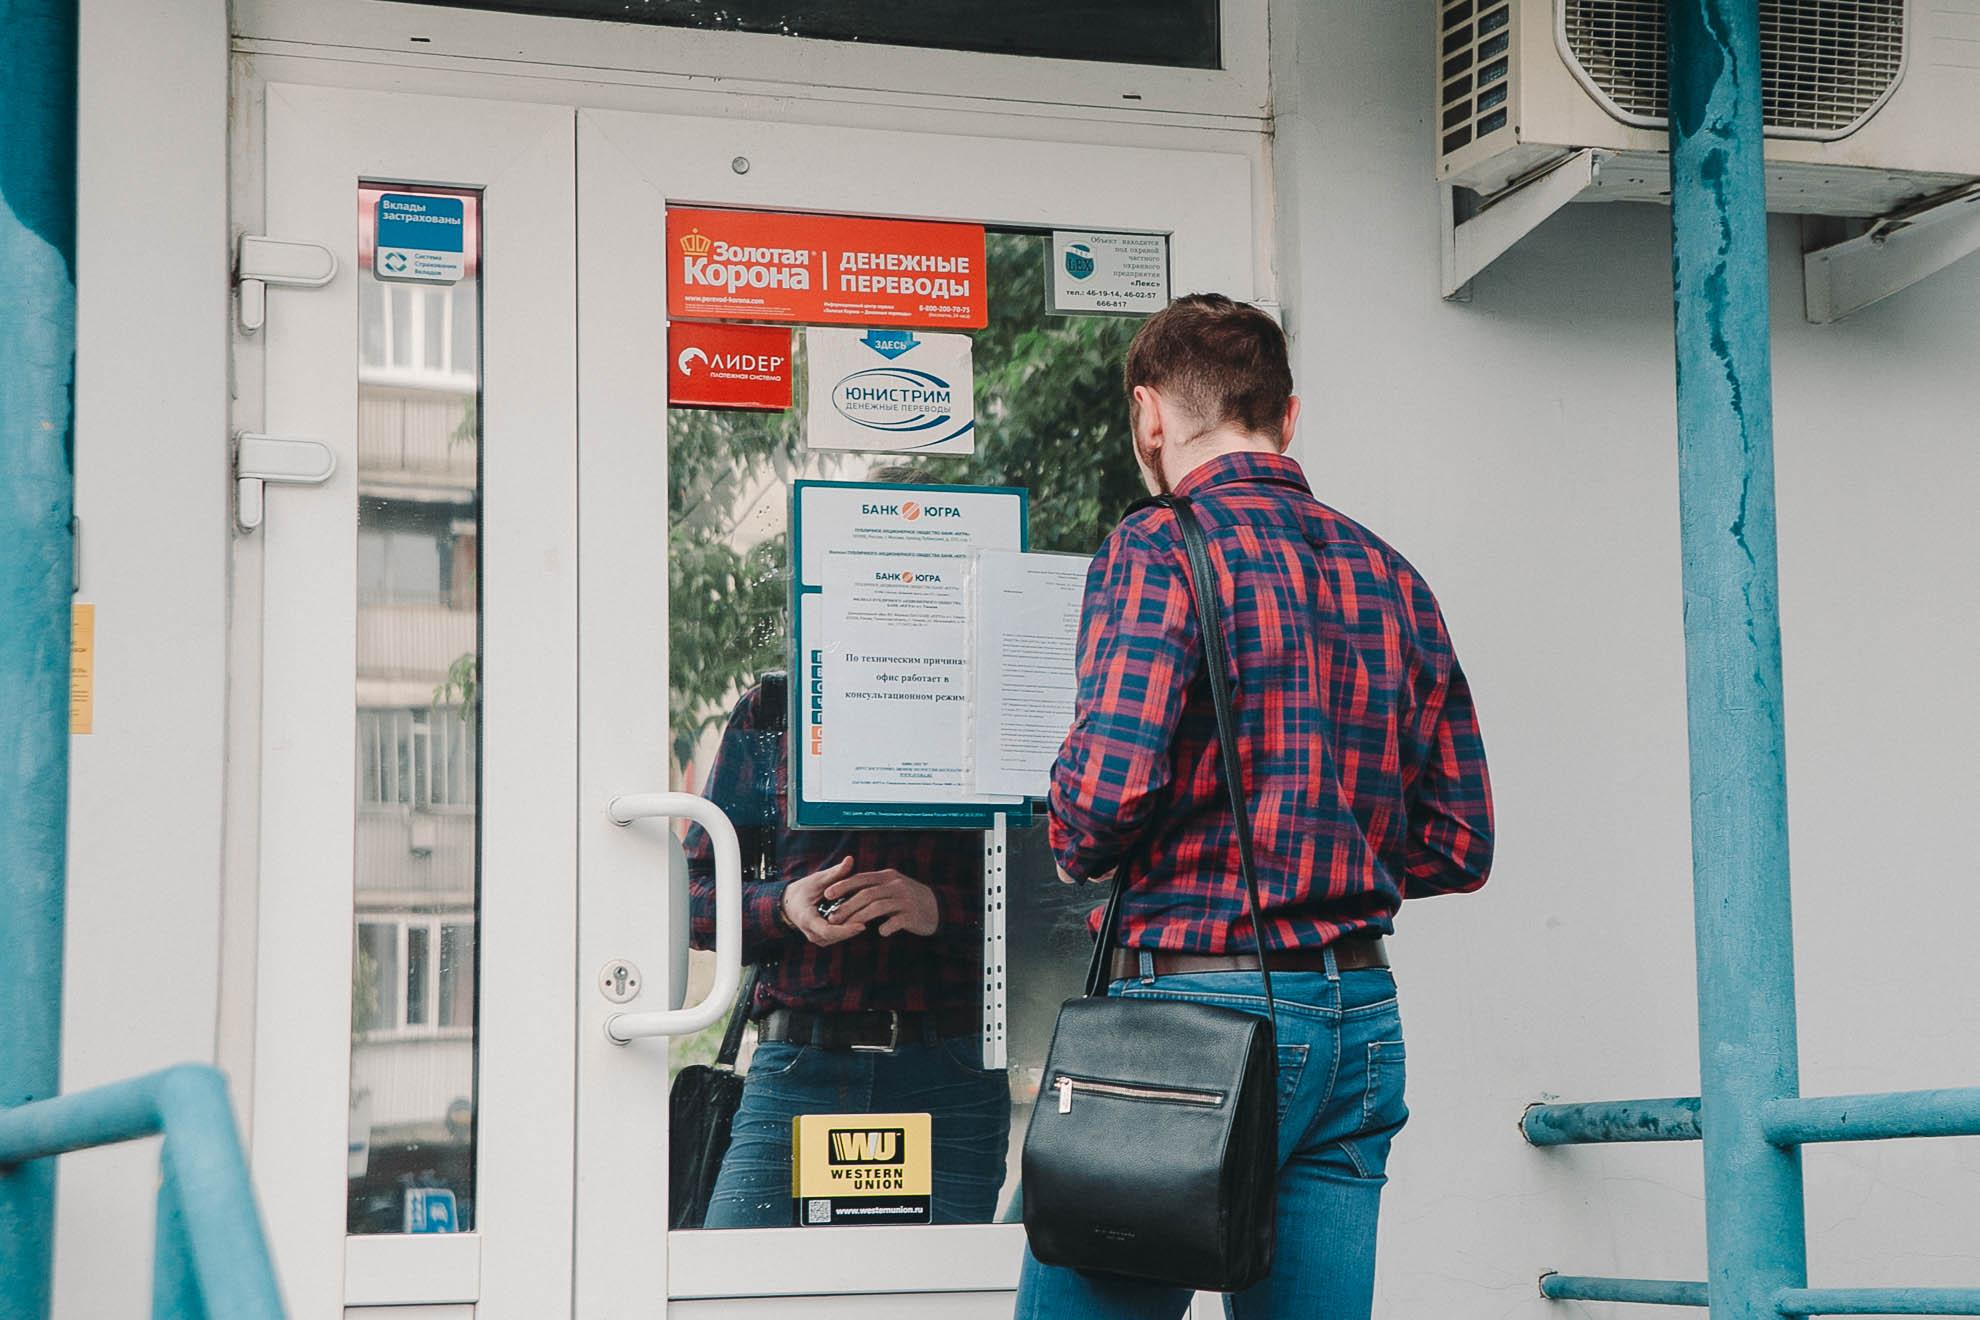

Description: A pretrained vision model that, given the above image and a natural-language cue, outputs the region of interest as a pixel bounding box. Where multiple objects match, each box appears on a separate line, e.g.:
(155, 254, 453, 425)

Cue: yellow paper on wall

(70, 604, 94, 735)
(791, 1111, 932, 1227)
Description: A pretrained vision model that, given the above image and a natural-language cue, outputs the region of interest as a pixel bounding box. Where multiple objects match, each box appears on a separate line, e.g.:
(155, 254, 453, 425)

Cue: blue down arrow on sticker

(860, 328, 920, 360)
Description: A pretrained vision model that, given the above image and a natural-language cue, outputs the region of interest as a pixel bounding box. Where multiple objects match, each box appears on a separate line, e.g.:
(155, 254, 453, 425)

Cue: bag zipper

(1053, 1074, 1225, 1114)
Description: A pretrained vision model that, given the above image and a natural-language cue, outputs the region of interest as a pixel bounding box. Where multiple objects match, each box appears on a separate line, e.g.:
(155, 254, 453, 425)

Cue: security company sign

(375, 193, 466, 284)
(804, 326, 974, 453)
(667, 208, 986, 329)
(668, 321, 793, 411)
(1050, 230, 1169, 316)
(792, 1112, 932, 1226)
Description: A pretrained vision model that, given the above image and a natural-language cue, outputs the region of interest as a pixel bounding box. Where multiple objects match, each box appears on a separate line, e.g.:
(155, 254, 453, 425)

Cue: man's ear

(1129, 384, 1168, 494)
(1133, 385, 1169, 448)
(1278, 395, 1301, 453)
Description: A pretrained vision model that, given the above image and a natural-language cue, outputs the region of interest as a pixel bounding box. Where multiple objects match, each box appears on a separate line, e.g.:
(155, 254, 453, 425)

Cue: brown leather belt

(757, 1006, 978, 1053)
(1109, 936, 1389, 982)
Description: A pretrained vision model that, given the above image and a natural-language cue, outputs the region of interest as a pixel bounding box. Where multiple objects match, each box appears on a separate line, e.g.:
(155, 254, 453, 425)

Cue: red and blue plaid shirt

(1050, 451, 1493, 952)
(684, 677, 982, 1015)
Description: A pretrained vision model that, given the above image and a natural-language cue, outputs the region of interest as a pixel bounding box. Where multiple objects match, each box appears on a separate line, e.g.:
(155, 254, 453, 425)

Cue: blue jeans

(703, 1034, 1013, 1228)
(1015, 960, 1407, 1320)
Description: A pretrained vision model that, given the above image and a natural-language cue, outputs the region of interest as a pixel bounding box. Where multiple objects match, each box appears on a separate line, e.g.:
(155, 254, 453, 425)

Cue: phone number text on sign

(667, 208, 988, 329)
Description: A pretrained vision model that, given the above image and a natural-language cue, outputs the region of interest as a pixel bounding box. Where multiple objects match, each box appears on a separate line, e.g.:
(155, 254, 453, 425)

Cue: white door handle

(603, 792, 742, 1043)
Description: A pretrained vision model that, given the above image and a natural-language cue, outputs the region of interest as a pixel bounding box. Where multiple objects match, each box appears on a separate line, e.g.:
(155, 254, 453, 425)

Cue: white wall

(56, 2, 232, 1318)
(1272, 3, 1980, 1316)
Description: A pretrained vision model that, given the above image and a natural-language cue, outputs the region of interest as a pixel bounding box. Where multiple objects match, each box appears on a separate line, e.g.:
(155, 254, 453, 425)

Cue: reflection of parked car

(347, 1132, 475, 1235)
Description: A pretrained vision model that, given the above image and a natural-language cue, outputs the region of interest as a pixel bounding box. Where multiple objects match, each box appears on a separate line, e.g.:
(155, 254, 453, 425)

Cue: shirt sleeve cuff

(747, 880, 793, 946)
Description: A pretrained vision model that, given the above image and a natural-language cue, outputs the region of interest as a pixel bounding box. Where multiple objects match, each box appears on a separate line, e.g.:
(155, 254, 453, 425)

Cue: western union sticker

(792, 1112, 932, 1227)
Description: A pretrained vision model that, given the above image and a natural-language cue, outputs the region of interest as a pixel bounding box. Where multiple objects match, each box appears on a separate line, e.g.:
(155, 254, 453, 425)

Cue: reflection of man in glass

(683, 673, 1012, 1228)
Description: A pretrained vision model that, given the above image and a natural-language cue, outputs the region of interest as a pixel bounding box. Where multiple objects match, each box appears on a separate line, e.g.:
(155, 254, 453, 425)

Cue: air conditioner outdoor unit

(1436, 0, 1980, 318)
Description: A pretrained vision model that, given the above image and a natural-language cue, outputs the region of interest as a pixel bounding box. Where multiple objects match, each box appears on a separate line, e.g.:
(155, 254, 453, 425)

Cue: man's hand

(781, 858, 868, 948)
(1058, 865, 1115, 886)
(821, 867, 941, 938)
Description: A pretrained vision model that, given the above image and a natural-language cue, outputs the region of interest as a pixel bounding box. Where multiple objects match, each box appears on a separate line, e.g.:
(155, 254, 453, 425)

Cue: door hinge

(235, 432, 335, 532)
(235, 234, 338, 335)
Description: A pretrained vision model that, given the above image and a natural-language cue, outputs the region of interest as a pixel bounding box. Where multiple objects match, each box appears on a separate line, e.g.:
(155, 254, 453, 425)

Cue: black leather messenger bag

(668, 965, 759, 1230)
(1020, 493, 1281, 1294)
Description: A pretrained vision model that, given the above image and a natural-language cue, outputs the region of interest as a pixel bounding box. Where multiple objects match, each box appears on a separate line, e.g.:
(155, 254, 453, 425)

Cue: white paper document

(813, 549, 1024, 805)
(968, 549, 1089, 798)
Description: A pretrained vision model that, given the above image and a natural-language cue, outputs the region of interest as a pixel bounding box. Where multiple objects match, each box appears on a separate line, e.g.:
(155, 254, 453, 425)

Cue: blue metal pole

(1542, 1274, 1711, 1307)
(1776, 1290, 1980, 1317)
(1522, 1096, 1703, 1146)
(152, 1147, 202, 1320)
(0, 3, 79, 1318)
(1666, 4, 1809, 1320)
(153, 1067, 286, 1320)
(1762, 1088, 1980, 1146)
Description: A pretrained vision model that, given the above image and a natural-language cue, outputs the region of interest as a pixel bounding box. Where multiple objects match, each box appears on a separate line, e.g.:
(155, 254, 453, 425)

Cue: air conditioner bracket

(1803, 181, 1980, 324)
(1442, 150, 1603, 300)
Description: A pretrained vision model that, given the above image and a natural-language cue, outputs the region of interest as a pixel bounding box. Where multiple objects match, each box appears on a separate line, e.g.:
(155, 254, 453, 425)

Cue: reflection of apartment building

(349, 261, 481, 1223)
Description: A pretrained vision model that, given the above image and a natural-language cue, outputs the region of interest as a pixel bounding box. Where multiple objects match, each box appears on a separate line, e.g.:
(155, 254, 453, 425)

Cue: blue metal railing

(1527, 3, 1980, 1316)
(0, 1065, 286, 1320)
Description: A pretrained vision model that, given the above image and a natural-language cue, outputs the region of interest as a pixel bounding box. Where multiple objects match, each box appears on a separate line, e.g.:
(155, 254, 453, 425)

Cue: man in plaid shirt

(682, 675, 1010, 1229)
(1017, 295, 1493, 1319)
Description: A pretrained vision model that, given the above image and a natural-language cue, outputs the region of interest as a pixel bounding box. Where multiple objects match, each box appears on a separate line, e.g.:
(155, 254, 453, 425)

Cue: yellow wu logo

(828, 1129, 903, 1164)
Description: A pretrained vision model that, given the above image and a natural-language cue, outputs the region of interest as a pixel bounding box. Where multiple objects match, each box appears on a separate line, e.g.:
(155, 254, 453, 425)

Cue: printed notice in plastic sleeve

(812, 550, 1020, 807)
(968, 550, 1085, 797)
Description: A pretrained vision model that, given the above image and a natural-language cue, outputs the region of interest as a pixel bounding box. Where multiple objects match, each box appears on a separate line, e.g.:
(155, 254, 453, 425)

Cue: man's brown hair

(1123, 293, 1293, 443)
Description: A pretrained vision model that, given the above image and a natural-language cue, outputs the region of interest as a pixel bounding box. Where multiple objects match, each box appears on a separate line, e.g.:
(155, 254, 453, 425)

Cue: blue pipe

(1777, 1290, 1980, 1316)
(1666, 4, 1808, 1318)
(0, 1066, 285, 1320)
(1523, 1097, 1703, 1145)
(0, 3, 79, 1316)
(1763, 1088, 1980, 1146)
(153, 1147, 201, 1319)
(1542, 1274, 1711, 1307)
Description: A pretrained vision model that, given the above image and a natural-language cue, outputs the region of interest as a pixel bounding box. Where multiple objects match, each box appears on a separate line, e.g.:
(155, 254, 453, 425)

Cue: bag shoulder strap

(1083, 494, 1277, 1033)
(714, 965, 761, 1069)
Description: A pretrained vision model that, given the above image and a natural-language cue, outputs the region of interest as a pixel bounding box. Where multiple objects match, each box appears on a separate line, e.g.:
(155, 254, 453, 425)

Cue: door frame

(239, 66, 1270, 1318)
(573, 106, 1262, 1306)
(251, 83, 579, 1319)
(233, 0, 1272, 125)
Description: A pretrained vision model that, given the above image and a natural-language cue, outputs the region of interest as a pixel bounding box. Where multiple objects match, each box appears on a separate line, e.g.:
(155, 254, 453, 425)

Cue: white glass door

(250, 84, 578, 1319)
(573, 108, 1260, 1313)
(251, 83, 1259, 1317)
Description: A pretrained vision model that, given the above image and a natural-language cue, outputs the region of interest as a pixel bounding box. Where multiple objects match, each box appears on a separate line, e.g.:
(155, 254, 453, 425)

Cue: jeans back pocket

(1361, 1039, 1407, 1131)
(1276, 1043, 1311, 1123)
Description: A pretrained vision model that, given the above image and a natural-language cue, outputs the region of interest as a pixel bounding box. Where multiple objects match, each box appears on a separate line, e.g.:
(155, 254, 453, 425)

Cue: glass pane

(669, 227, 1145, 1231)
(438, 924, 475, 1028)
(349, 184, 482, 1236)
(406, 925, 431, 1026)
(353, 923, 398, 1035)
(409, 0, 1220, 69)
